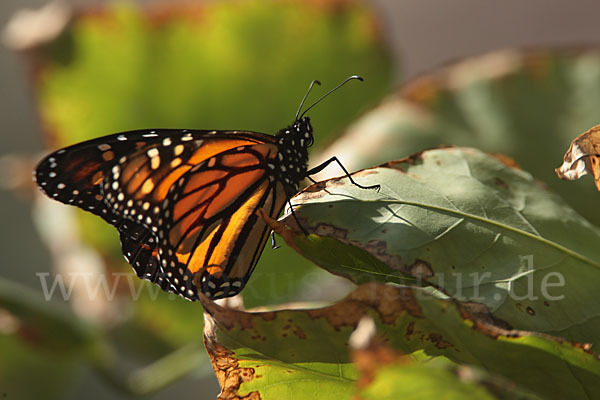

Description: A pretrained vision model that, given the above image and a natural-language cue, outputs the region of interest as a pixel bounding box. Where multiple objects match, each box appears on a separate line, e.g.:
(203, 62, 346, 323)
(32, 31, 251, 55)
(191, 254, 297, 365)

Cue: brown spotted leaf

(556, 125, 600, 190)
(201, 283, 600, 400)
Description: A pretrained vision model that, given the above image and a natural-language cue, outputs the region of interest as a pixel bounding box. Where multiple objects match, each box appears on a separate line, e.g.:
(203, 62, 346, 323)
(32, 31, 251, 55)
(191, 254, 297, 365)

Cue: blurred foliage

(0, 334, 79, 399)
(40, 1, 391, 145)
(317, 49, 600, 227)
(0, 279, 98, 399)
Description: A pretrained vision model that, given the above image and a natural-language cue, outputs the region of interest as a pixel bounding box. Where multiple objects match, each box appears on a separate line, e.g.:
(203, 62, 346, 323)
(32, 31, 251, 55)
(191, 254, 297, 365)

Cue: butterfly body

(35, 118, 314, 300)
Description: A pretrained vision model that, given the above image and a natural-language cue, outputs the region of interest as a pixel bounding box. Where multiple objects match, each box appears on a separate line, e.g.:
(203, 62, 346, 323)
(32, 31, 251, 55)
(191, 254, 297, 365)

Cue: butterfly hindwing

(118, 219, 175, 292)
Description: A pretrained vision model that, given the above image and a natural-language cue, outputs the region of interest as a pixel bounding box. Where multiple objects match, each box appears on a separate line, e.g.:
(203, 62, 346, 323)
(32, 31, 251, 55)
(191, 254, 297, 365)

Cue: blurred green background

(3, 1, 600, 399)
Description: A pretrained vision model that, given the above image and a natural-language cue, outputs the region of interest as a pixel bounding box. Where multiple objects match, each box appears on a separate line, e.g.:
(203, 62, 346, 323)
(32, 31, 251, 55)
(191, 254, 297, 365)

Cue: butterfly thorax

(272, 116, 313, 193)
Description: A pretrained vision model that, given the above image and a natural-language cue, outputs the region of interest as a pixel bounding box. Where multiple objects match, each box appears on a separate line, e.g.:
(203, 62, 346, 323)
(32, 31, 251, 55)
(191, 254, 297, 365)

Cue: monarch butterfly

(34, 76, 378, 300)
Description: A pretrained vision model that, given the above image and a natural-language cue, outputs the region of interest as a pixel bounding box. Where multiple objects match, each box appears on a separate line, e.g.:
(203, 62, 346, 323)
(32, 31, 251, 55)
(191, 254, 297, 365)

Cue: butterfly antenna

(298, 75, 363, 120)
(295, 79, 322, 121)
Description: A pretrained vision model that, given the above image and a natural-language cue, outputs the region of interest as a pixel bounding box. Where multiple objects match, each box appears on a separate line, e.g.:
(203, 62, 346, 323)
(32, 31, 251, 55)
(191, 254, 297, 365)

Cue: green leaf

(282, 147, 600, 346)
(0, 335, 79, 400)
(202, 283, 600, 400)
(0, 277, 97, 355)
(0, 278, 98, 399)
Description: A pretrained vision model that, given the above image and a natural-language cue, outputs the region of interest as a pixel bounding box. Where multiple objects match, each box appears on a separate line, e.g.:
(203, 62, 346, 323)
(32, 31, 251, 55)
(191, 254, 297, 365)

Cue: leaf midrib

(364, 198, 600, 270)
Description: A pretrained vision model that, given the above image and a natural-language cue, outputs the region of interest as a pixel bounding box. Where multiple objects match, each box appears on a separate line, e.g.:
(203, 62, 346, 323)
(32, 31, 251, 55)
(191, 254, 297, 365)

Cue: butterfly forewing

(101, 131, 271, 231)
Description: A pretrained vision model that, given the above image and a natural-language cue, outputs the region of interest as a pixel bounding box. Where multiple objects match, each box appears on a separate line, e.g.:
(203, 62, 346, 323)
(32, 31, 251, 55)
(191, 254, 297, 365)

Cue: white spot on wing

(147, 148, 159, 158)
(174, 145, 184, 156)
(151, 156, 160, 169)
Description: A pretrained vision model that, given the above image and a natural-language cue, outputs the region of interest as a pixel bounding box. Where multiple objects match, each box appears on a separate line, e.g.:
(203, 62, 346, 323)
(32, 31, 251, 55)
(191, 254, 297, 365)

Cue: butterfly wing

(156, 143, 288, 299)
(35, 129, 278, 299)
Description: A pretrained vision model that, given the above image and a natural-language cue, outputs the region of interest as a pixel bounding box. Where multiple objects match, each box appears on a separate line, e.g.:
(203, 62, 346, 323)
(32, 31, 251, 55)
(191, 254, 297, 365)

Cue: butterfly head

(294, 116, 314, 147)
(276, 116, 313, 152)
(289, 75, 362, 150)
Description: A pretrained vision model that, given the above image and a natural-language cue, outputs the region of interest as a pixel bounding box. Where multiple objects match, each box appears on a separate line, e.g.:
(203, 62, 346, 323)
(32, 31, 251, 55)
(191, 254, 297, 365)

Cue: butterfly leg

(270, 231, 281, 250)
(287, 198, 310, 236)
(307, 156, 380, 191)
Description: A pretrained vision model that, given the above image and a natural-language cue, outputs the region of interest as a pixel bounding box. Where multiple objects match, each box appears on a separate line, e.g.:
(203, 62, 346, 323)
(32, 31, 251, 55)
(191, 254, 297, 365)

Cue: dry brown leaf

(556, 125, 600, 190)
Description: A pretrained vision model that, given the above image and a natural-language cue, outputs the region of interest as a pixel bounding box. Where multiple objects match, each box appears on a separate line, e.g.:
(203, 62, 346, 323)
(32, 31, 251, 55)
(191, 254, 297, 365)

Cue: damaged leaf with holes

(202, 283, 600, 400)
(280, 147, 600, 347)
